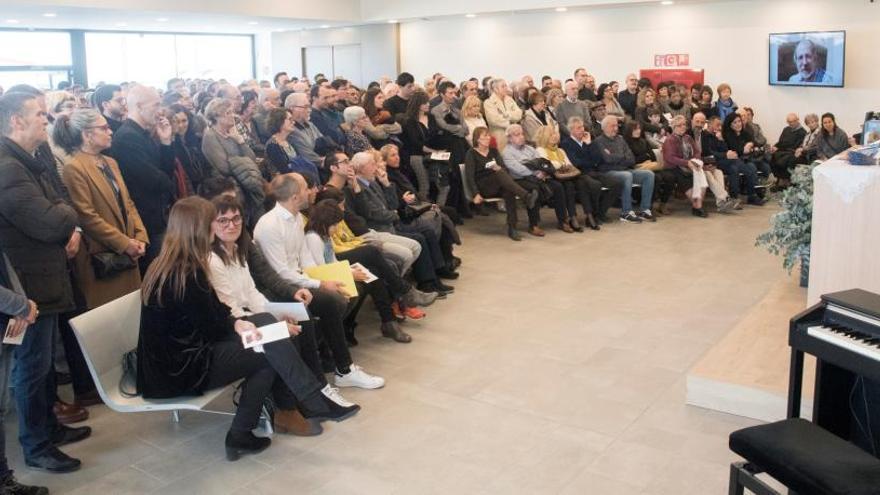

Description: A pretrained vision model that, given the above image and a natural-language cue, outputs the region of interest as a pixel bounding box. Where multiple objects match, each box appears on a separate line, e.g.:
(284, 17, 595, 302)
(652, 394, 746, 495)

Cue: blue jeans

(12, 314, 59, 459)
(718, 159, 757, 198)
(605, 169, 655, 213)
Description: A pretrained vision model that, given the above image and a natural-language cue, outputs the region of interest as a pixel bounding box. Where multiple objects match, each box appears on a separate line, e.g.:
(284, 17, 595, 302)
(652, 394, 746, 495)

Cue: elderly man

(0, 92, 90, 474)
(285, 92, 327, 177)
(253, 87, 281, 142)
(500, 124, 561, 237)
(698, 114, 755, 206)
(788, 39, 836, 84)
(560, 117, 622, 223)
(108, 84, 175, 268)
(594, 116, 656, 223)
(770, 113, 808, 189)
(483, 78, 522, 150)
(617, 73, 640, 119)
(555, 80, 592, 137)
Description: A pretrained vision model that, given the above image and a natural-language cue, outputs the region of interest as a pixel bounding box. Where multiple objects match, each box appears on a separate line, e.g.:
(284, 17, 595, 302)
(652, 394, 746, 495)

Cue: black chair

(728, 418, 880, 495)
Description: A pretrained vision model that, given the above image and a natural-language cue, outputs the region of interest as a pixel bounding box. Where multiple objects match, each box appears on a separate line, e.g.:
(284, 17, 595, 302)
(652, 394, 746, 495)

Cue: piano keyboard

(807, 325, 880, 362)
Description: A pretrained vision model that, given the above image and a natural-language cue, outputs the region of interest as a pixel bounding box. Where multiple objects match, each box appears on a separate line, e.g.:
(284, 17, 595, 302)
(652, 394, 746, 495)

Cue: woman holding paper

(206, 195, 361, 431)
(137, 197, 358, 462)
(304, 200, 413, 343)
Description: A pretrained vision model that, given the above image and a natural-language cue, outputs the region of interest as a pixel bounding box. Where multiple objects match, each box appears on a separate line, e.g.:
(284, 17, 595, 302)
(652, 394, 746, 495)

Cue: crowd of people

(0, 65, 858, 493)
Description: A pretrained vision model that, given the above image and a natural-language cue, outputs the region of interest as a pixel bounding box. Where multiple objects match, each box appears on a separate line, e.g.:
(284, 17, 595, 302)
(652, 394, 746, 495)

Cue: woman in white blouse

(206, 195, 359, 417)
(482, 78, 523, 150)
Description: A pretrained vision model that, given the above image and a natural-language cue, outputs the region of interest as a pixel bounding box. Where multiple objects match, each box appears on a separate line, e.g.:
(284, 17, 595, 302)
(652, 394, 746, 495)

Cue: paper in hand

(241, 321, 290, 351)
(430, 151, 451, 161)
(3, 320, 25, 345)
(350, 262, 378, 283)
(263, 302, 310, 322)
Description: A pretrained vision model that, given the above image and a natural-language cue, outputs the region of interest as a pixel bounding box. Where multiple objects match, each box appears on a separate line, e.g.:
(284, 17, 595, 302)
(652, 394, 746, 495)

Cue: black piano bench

(728, 418, 880, 495)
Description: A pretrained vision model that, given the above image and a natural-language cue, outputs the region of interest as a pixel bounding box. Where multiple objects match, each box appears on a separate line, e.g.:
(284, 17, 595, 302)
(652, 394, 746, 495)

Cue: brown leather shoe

(528, 226, 546, 237)
(74, 390, 104, 408)
(54, 400, 89, 424)
(274, 408, 322, 436)
(558, 221, 574, 233)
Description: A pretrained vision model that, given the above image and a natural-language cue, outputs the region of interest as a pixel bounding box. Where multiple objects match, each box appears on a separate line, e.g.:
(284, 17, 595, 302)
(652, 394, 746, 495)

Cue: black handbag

(119, 348, 139, 398)
(91, 252, 136, 280)
(406, 202, 433, 216)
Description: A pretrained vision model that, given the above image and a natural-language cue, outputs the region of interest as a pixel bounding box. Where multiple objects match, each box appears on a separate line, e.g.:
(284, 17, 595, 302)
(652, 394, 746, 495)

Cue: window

(0, 30, 73, 90)
(84, 32, 253, 88)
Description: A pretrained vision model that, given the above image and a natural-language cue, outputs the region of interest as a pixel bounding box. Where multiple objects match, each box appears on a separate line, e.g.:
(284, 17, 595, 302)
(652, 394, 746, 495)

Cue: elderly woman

(597, 83, 625, 120)
(796, 113, 821, 164)
(483, 78, 523, 150)
(238, 90, 265, 155)
(341, 105, 374, 156)
(663, 115, 735, 217)
(817, 112, 853, 161)
(462, 95, 488, 145)
(54, 108, 148, 310)
(201, 98, 266, 229)
(264, 107, 297, 177)
(522, 91, 559, 145)
(534, 126, 601, 231)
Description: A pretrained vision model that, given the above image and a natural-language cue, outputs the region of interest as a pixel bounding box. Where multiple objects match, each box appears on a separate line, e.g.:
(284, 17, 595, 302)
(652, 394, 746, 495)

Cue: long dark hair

(362, 87, 382, 118)
(404, 90, 430, 122)
(820, 112, 837, 137)
(306, 199, 345, 239)
(622, 120, 643, 145)
(210, 195, 251, 267)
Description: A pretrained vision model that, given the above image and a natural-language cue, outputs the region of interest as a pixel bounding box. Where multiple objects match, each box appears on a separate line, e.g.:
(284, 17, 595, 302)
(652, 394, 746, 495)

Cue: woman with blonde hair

(138, 196, 354, 462)
(461, 95, 487, 144)
(635, 88, 668, 135)
(534, 125, 600, 231)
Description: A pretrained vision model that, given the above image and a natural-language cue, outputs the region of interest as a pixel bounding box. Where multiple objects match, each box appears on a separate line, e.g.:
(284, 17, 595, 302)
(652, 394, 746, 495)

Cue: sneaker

(390, 302, 408, 322)
(692, 207, 709, 218)
(732, 198, 744, 210)
(321, 384, 356, 408)
(401, 305, 426, 320)
(403, 287, 438, 307)
(747, 196, 766, 206)
(0, 475, 48, 495)
(620, 211, 642, 223)
(717, 198, 735, 214)
(637, 210, 656, 222)
(335, 364, 385, 389)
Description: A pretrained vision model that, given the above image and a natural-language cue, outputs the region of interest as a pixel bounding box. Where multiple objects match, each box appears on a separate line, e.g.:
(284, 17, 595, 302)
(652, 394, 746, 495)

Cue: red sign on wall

(654, 54, 690, 67)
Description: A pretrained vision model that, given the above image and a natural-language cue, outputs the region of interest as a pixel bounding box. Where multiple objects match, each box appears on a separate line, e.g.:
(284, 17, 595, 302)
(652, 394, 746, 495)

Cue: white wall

(271, 24, 397, 86)
(399, 0, 879, 139)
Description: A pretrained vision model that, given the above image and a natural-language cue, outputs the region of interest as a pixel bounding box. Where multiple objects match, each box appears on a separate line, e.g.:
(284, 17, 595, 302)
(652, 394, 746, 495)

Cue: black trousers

(308, 289, 352, 373)
(337, 244, 409, 298)
(589, 172, 623, 219)
(204, 336, 323, 432)
(58, 311, 96, 397)
(652, 169, 677, 204)
(771, 150, 798, 180)
(343, 279, 395, 329)
(393, 230, 437, 284)
(398, 226, 446, 273)
(475, 169, 536, 228)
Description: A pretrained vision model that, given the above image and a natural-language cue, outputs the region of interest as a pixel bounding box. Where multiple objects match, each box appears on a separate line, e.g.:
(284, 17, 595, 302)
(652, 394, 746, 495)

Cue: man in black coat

(107, 85, 175, 271)
(0, 92, 90, 473)
(770, 113, 808, 189)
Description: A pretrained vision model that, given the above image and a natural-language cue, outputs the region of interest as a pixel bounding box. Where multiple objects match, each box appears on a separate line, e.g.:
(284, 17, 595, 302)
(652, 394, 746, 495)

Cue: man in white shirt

(254, 173, 385, 390)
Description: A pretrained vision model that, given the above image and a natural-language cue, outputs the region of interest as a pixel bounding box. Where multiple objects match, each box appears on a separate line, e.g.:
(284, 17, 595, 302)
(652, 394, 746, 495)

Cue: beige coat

(62, 151, 148, 308)
(483, 93, 523, 150)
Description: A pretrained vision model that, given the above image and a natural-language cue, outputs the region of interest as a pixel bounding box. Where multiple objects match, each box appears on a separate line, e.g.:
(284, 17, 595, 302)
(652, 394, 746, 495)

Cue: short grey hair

(343, 105, 366, 125)
(567, 116, 584, 129)
(284, 92, 309, 109)
(488, 78, 507, 94)
(505, 123, 524, 137)
(600, 115, 618, 130)
(204, 98, 233, 125)
(259, 88, 279, 105)
(269, 173, 301, 202)
(350, 151, 374, 172)
(804, 113, 819, 124)
(670, 115, 688, 127)
(0, 92, 36, 137)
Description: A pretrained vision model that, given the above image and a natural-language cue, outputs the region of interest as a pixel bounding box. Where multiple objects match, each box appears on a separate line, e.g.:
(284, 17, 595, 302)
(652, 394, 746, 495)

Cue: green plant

(756, 163, 815, 273)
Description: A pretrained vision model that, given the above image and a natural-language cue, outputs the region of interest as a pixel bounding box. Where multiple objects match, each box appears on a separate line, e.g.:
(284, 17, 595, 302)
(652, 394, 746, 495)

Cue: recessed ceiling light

(661, 0, 674, 4)
(388, 19, 398, 23)
(5, 19, 19, 24)
(248, 21, 258, 25)
(156, 17, 168, 22)
(555, 7, 568, 12)
(42, 13, 57, 18)
(320, 24, 330, 28)
(465, 13, 476, 18)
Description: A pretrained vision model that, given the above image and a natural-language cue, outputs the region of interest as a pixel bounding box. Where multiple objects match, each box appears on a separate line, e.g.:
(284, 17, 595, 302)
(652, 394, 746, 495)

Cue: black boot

(225, 430, 271, 461)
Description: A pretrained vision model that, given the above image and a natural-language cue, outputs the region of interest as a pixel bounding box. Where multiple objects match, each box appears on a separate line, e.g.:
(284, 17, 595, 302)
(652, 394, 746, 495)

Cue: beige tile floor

(12, 201, 787, 494)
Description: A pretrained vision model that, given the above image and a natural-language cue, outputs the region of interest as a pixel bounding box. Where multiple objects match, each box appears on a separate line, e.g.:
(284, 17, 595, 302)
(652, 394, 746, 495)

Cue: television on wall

(769, 30, 845, 88)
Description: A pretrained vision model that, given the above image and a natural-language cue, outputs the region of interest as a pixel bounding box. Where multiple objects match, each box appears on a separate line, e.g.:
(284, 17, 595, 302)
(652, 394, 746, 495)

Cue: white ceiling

(0, 0, 727, 34)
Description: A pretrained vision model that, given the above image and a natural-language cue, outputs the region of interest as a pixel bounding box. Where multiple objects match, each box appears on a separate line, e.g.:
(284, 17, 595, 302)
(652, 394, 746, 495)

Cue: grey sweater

(593, 134, 636, 172)
(817, 127, 850, 160)
(555, 99, 593, 136)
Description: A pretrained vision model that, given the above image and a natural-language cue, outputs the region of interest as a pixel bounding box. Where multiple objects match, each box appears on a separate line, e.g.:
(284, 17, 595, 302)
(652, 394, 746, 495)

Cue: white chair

(69, 291, 268, 429)
(458, 163, 502, 204)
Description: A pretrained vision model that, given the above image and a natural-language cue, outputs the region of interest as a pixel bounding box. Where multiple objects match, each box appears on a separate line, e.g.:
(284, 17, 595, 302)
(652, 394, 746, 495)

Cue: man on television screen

(787, 39, 836, 84)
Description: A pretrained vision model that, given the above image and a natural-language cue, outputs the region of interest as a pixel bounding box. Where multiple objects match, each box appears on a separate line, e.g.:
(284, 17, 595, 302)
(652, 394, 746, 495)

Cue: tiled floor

(13, 201, 785, 494)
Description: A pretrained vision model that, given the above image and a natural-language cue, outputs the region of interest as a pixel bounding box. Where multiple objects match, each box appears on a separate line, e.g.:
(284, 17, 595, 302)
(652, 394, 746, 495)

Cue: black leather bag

(91, 252, 136, 280)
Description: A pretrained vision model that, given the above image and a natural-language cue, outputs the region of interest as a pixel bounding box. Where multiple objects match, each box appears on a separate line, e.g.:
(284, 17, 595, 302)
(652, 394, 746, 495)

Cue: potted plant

(756, 163, 816, 287)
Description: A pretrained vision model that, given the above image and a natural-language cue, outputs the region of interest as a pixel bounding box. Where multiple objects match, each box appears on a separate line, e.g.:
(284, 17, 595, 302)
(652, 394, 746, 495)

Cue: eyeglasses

(214, 215, 243, 227)
(87, 124, 111, 132)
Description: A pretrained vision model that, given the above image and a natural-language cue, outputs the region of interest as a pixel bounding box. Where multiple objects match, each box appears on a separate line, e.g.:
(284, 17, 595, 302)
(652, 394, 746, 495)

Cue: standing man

(108, 85, 175, 271)
(0, 92, 91, 474)
(617, 74, 640, 119)
(93, 84, 127, 133)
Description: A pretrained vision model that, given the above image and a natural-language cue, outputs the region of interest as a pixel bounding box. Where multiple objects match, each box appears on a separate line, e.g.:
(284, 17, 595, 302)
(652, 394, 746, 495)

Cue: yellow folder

(304, 260, 358, 297)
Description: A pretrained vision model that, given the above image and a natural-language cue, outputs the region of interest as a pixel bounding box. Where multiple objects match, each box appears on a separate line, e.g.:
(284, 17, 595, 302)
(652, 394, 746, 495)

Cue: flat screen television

(769, 31, 845, 88)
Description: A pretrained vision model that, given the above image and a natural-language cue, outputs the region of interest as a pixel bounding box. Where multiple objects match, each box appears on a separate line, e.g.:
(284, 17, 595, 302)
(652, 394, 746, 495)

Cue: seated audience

(137, 197, 358, 462)
(594, 116, 656, 223)
(429, 81, 471, 214)
(796, 113, 821, 164)
(384, 72, 414, 119)
(253, 174, 385, 389)
(559, 117, 622, 222)
(597, 83, 625, 120)
(342, 106, 374, 156)
(699, 114, 753, 206)
(617, 74, 640, 118)
(461, 95, 488, 145)
(252, 88, 281, 143)
(463, 127, 540, 241)
(361, 87, 403, 147)
(201, 98, 266, 228)
(623, 120, 675, 215)
(769, 113, 808, 189)
(310, 84, 345, 146)
(401, 90, 445, 203)
(722, 112, 769, 203)
(817, 112, 853, 161)
(264, 107, 298, 178)
(556, 81, 592, 137)
(286, 92, 327, 177)
(483, 78, 523, 149)
(535, 126, 600, 231)
(696, 85, 714, 117)
(635, 88, 667, 136)
(713, 83, 738, 122)
(663, 85, 692, 124)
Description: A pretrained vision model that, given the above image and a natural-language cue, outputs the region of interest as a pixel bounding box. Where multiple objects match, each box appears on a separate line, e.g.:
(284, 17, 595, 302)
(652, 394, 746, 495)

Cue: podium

(808, 157, 880, 305)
